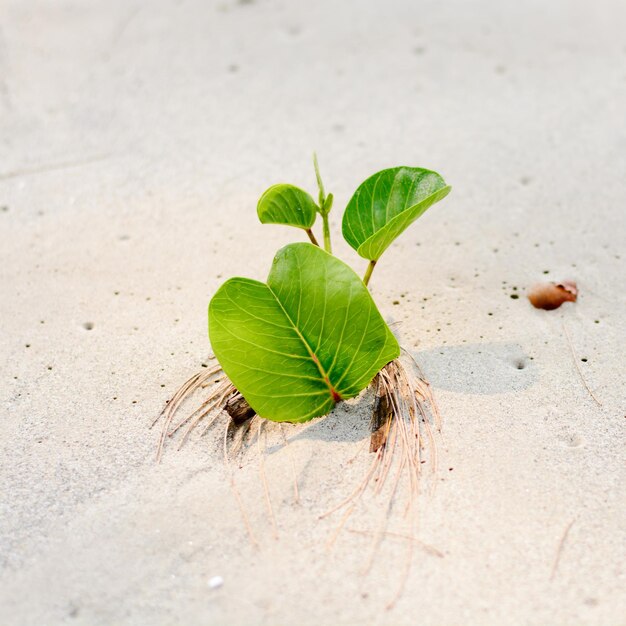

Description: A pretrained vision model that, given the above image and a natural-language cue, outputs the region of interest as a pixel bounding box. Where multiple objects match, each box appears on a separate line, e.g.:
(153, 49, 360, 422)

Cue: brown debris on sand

(528, 280, 577, 310)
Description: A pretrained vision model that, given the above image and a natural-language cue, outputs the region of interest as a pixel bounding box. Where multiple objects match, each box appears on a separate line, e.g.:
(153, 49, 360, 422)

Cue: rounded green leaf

(342, 167, 451, 260)
(209, 243, 399, 423)
(257, 184, 318, 229)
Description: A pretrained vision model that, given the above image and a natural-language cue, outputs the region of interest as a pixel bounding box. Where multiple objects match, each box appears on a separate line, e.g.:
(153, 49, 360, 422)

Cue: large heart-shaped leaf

(257, 184, 318, 230)
(342, 167, 451, 260)
(209, 243, 399, 422)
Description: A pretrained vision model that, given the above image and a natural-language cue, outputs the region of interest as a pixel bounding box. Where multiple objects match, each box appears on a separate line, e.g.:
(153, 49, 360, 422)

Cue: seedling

(156, 157, 450, 453)
(210, 159, 449, 421)
(155, 162, 450, 605)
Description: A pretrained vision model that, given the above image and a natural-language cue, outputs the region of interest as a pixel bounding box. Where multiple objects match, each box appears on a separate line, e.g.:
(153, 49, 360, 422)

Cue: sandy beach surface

(1, 0, 625, 624)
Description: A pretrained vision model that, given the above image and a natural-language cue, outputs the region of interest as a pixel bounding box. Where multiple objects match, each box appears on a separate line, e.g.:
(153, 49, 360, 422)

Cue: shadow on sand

(413, 342, 538, 395)
(269, 342, 538, 447)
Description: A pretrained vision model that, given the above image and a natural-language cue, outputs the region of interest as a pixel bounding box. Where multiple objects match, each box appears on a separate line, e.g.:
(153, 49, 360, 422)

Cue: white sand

(1, 0, 625, 624)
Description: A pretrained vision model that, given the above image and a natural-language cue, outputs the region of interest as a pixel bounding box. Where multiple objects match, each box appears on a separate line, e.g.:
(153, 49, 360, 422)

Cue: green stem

(313, 152, 332, 253)
(313, 152, 325, 206)
(305, 228, 320, 247)
(363, 260, 377, 287)
(322, 213, 332, 254)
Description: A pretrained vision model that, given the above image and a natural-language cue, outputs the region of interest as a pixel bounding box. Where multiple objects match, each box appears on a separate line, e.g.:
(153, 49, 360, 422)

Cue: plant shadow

(267, 342, 537, 451)
(268, 393, 374, 451)
(412, 342, 538, 395)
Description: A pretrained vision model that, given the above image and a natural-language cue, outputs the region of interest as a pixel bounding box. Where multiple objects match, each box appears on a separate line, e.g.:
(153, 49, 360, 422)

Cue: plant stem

(321, 213, 332, 254)
(363, 260, 377, 286)
(305, 228, 320, 247)
(313, 152, 326, 206)
(313, 152, 332, 253)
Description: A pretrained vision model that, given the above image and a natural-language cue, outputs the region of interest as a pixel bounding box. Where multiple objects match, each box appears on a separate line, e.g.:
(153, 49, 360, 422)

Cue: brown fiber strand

(345, 528, 443, 558)
(154, 372, 200, 460)
(223, 419, 259, 549)
(169, 377, 230, 436)
(319, 450, 381, 520)
(363, 451, 406, 577)
(562, 321, 602, 407)
(192, 384, 236, 439)
(280, 423, 300, 504)
(325, 503, 358, 550)
(402, 347, 443, 432)
(375, 412, 398, 495)
(258, 421, 279, 540)
(154, 365, 225, 460)
(385, 531, 414, 611)
(230, 415, 256, 458)
(550, 518, 576, 581)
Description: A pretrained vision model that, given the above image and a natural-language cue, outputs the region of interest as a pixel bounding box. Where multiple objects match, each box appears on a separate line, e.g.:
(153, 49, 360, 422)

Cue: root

(322, 356, 442, 608)
(223, 418, 259, 548)
(153, 356, 256, 461)
(258, 421, 279, 539)
(154, 361, 260, 548)
(550, 518, 576, 581)
(156, 352, 442, 595)
(328, 358, 438, 514)
(345, 528, 443, 559)
(562, 321, 602, 407)
(280, 423, 300, 504)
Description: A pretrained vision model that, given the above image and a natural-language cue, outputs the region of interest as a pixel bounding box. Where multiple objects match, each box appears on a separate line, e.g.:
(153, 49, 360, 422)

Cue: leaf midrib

(266, 283, 342, 402)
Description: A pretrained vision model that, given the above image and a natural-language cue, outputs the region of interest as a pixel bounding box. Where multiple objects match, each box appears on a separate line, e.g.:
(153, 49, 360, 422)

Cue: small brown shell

(528, 281, 578, 310)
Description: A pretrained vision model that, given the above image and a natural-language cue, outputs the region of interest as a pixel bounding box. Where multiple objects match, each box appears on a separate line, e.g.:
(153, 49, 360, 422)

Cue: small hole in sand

(581, 358, 588, 362)
(83, 322, 94, 330)
(563, 434, 584, 448)
(515, 360, 526, 370)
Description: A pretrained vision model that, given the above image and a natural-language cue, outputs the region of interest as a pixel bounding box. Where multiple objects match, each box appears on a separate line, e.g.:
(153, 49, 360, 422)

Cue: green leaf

(342, 167, 451, 260)
(257, 184, 318, 230)
(209, 243, 399, 423)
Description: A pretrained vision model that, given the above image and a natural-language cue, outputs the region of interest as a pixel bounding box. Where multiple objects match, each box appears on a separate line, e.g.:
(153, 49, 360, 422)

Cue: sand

(1, 0, 625, 624)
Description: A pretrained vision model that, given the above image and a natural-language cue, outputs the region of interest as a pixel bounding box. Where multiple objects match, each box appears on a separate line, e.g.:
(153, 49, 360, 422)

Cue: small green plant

(209, 157, 450, 423)
(155, 170, 451, 605)
(156, 157, 450, 457)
